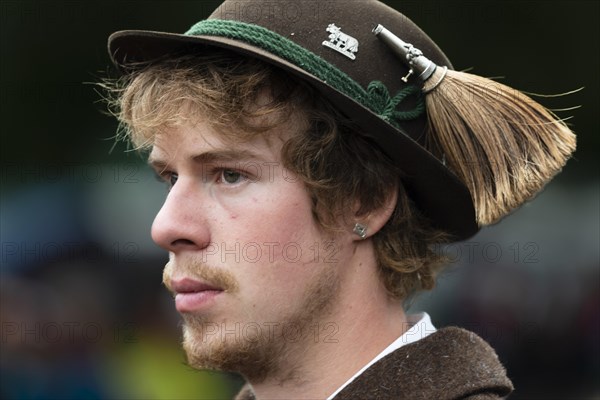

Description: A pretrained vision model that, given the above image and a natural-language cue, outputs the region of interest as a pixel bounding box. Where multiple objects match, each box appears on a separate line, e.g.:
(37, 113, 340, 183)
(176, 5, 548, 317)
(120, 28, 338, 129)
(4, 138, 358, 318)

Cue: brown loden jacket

(235, 327, 513, 400)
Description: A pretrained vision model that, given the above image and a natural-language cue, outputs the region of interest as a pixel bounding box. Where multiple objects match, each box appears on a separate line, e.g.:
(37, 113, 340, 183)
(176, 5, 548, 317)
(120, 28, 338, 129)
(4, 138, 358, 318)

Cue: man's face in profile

(151, 116, 353, 381)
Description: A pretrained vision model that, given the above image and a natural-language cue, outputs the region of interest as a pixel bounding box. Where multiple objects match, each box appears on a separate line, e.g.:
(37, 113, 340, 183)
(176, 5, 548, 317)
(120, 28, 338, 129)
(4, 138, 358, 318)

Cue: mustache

(163, 258, 239, 294)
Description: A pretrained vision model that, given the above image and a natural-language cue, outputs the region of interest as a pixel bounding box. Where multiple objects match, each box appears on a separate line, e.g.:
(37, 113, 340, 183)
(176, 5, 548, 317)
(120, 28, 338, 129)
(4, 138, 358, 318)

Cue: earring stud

(353, 223, 367, 239)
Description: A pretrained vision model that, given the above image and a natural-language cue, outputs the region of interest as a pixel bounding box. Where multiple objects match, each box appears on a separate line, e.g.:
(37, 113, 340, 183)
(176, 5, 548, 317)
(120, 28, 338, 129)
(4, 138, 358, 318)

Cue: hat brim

(108, 30, 478, 240)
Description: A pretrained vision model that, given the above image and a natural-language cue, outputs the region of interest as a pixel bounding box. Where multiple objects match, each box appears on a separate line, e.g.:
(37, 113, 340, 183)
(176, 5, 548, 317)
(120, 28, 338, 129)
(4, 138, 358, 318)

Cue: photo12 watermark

(193, 321, 340, 344)
(1, 321, 139, 345)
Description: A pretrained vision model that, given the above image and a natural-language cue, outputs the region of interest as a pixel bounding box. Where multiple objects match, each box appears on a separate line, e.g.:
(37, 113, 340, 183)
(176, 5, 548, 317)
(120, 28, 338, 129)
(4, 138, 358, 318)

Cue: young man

(106, 1, 575, 399)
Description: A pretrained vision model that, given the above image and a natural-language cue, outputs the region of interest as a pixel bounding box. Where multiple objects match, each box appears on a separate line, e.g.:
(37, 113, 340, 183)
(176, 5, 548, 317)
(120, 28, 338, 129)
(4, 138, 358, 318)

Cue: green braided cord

(185, 19, 424, 125)
(366, 82, 424, 126)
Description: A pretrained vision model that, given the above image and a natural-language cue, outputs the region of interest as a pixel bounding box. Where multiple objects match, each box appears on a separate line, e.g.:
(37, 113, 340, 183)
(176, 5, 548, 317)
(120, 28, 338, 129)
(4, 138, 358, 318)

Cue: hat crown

(206, 0, 450, 95)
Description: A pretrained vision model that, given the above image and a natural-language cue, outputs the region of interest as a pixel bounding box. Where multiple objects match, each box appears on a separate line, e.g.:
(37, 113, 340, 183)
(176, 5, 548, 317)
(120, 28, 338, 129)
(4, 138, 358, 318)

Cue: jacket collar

(235, 327, 513, 399)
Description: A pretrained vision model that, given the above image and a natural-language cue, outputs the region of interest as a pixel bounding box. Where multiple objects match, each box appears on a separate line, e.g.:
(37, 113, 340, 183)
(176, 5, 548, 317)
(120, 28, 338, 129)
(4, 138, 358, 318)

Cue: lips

(170, 278, 224, 313)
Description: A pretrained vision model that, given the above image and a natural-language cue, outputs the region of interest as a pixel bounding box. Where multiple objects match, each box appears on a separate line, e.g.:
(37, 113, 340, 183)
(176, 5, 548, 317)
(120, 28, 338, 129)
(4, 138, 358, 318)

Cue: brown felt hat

(108, 0, 478, 240)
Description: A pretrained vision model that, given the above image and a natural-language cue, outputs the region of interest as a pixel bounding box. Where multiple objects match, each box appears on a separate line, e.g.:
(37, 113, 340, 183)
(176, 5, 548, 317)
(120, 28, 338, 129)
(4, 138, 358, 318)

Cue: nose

(151, 179, 211, 253)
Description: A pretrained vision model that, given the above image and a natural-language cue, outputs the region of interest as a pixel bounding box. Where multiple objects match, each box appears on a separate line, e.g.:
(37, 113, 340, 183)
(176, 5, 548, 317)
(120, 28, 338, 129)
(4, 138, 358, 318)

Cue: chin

(182, 320, 279, 382)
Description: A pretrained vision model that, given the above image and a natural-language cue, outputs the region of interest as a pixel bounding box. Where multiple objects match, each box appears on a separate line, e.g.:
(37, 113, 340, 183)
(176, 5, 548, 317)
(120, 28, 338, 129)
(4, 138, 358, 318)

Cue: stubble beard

(181, 263, 340, 383)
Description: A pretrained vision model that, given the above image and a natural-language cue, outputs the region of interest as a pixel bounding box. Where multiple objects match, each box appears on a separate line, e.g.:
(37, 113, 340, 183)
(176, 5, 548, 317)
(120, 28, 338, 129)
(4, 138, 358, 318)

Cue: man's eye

(153, 171, 178, 188)
(169, 172, 179, 187)
(220, 169, 244, 184)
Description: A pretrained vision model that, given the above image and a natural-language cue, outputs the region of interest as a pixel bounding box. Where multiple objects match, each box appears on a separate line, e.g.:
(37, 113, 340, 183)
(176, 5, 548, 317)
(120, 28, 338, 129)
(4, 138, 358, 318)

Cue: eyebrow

(148, 149, 266, 171)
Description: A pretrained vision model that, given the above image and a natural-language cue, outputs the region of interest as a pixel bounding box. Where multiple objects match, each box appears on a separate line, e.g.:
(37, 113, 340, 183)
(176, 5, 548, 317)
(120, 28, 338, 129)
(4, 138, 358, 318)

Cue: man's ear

(352, 187, 398, 241)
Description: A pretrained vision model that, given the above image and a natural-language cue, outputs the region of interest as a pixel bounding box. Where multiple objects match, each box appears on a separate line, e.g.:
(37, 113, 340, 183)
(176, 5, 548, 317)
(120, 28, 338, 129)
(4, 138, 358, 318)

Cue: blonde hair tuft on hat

(423, 68, 577, 226)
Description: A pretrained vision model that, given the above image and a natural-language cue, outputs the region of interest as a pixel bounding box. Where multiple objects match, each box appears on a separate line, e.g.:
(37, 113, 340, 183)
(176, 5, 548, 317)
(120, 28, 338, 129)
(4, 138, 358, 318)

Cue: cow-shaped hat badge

(322, 24, 359, 60)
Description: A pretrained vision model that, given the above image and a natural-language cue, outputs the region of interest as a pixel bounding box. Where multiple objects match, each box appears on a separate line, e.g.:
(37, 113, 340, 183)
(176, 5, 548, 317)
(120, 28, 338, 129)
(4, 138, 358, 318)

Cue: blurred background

(1, 1, 598, 399)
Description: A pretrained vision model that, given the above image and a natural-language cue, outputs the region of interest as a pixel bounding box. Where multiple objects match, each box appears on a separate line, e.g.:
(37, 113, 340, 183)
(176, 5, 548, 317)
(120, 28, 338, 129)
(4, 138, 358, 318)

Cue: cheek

(237, 190, 322, 293)
(259, 196, 318, 265)
(222, 182, 317, 251)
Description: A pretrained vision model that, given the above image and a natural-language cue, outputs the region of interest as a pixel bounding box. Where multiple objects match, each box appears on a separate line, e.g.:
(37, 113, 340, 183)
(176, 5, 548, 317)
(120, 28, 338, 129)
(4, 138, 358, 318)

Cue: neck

(247, 242, 408, 400)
